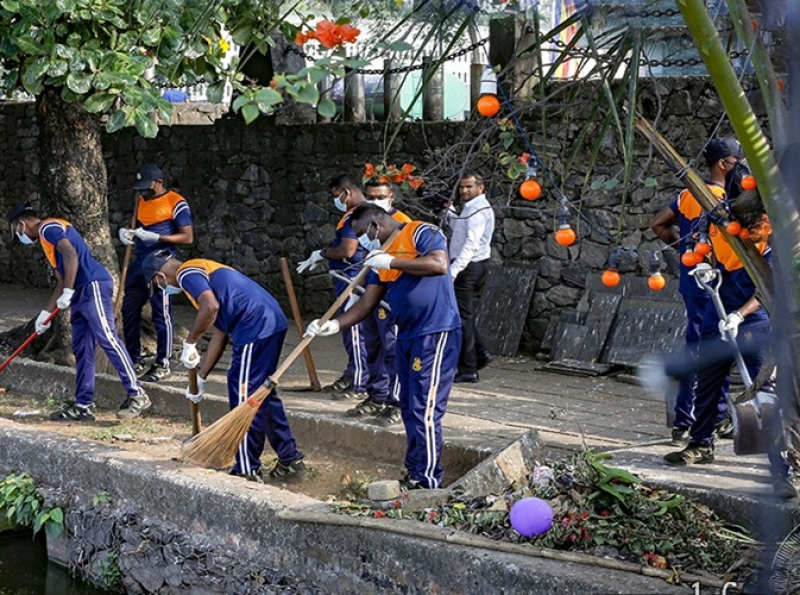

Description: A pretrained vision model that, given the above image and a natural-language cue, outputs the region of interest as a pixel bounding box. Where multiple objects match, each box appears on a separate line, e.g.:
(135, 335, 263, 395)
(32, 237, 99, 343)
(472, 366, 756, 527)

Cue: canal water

(0, 532, 106, 594)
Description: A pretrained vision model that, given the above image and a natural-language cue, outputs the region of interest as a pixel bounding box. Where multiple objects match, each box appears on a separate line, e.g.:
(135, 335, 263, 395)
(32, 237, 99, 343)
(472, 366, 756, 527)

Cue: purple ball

(509, 497, 554, 537)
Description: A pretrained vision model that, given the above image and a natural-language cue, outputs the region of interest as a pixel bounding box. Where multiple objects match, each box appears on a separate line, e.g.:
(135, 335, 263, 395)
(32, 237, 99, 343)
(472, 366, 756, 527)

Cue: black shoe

(715, 417, 735, 440)
(116, 393, 152, 420)
(346, 397, 386, 417)
(477, 351, 493, 370)
(454, 372, 479, 384)
(140, 364, 170, 382)
(400, 474, 423, 491)
(269, 459, 308, 481)
(229, 469, 265, 484)
(373, 404, 402, 427)
(664, 442, 715, 466)
(671, 426, 690, 447)
(332, 390, 366, 402)
(51, 402, 96, 422)
(772, 474, 798, 500)
(324, 375, 352, 394)
(133, 361, 148, 377)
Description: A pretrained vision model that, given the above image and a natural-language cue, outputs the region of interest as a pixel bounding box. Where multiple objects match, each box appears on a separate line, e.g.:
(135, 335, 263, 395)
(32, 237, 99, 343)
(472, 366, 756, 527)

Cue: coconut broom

(181, 228, 401, 469)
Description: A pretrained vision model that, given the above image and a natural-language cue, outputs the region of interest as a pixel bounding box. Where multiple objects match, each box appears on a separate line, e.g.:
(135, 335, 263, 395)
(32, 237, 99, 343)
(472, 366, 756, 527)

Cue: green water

(0, 532, 107, 594)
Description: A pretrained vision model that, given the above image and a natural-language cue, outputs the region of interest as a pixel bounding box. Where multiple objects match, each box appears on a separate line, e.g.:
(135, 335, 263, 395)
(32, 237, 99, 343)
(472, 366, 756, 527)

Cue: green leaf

(16, 36, 45, 56)
(206, 81, 226, 104)
(254, 87, 282, 108)
(317, 97, 336, 118)
(602, 178, 620, 190)
(241, 103, 260, 124)
(47, 60, 69, 78)
(21, 58, 50, 95)
(232, 93, 249, 112)
(66, 71, 92, 95)
(141, 28, 162, 46)
(294, 83, 319, 105)
(1, 0, 20, 11)
(590, 180, 604, 190)
(55, 0, 76, 11)
(389, 41, 414, 52)
(230, 22, 254, 46)
(644, 176, 658, 188)
(134, 111, 158, 138)
(82, 92, 117, 113)
(105, 109, 127, 133)
(48, 507, 64, 524)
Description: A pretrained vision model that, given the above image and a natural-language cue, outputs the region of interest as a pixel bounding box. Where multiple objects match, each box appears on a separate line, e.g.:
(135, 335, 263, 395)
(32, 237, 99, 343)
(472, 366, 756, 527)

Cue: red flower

(314, 20, 340, 50)
(364, 163, 376, 178)
(378, 176, 390, 184)
(338, 23, 361, 44)
(373, 510, 386, 518)
(407, 176, 424, 190)
(518, 152, 531, 165)
(401, 163, 415, 175)
(295, 31, 310, 45)
(391, 174, 405, 183)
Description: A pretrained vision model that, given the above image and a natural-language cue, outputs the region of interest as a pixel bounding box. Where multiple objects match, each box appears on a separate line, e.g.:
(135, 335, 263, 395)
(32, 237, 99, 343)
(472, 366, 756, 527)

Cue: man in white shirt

(448, 173, 495, 383)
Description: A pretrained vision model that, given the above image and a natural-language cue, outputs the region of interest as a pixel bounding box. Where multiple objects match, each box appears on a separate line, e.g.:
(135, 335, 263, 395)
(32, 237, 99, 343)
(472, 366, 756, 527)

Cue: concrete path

(1, 284, 795, 512)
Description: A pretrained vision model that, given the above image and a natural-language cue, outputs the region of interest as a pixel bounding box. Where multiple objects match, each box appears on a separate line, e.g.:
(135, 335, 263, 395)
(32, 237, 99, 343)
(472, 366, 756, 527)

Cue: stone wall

(0, 78, 753, 353)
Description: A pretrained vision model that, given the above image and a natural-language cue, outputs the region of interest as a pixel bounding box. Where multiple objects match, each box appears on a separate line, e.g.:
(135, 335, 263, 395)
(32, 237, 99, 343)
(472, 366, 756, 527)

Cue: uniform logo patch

(412, 357, 422, 372)
(378, 308, 387, 320)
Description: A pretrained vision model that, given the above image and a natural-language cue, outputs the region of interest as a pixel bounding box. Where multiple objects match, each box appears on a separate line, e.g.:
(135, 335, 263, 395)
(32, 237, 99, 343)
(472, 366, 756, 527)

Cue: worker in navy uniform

(7, 204, 150, 421)
(306, 204, 461, 489)
(143, 251, 306, 482)
(119, 164, 194, 382)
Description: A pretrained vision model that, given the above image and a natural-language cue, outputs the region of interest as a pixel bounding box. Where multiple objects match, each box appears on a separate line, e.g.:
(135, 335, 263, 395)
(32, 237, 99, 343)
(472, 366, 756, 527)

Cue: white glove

(56, 288, 74, 310)
(186, 374, 207, 403)
(305, 318, 341, 337)
(118, 228, 135, 246)
(180, 341, 200, 369)
(719, 311, 745, 341)
(296, 250, 326, 274)
(133, 228, 160, 243)
(35, 310, 53, 335)
(364, 250, 394, 270)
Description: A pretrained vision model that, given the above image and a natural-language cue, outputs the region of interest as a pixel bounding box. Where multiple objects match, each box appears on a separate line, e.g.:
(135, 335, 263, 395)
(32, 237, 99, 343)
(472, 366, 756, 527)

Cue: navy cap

(133, 163, 164, 190)
(6, 203, 38, 224)
(142, 249, 173, 282)
(703, 138, 743, 165)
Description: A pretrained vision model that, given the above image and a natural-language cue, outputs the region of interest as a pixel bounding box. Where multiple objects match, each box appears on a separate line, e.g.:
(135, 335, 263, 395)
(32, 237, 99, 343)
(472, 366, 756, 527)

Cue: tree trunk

(35, 88, 119, 364)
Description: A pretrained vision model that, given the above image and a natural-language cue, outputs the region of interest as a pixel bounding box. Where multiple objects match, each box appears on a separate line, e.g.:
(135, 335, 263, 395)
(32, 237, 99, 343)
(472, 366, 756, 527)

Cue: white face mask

(358, 222, 381, 252)
(16, 224, 34, 245)
(333, 190, 348, 212)
(368, 198, 392, 212)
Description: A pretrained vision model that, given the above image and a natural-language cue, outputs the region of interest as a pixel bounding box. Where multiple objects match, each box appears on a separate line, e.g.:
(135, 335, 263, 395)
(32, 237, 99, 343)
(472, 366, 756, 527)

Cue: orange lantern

(681, 250, 701, 267)
(726, 221, 742, 235)
(738, 228, 751, 241)
(741, 175, 756, 190)
(695, 241, 712, 256)
(602, 269, 621, 287)
(648, 273, 667, 291)
(554, 201, 576, 247)
(520, 178, 542, 200)
(477, 95, 500, 117)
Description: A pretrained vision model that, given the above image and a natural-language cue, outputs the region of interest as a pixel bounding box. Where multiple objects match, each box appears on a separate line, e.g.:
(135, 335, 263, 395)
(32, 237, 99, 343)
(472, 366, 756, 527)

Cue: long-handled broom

(0, 309, 60, 375)
(181, 229, 400, 469)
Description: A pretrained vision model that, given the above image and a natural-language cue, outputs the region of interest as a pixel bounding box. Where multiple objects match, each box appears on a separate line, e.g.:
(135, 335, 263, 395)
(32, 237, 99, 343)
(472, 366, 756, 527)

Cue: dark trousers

(227, 330, 303, 475)
(454, 260, 488, 374)
(122, 270, 173, 368)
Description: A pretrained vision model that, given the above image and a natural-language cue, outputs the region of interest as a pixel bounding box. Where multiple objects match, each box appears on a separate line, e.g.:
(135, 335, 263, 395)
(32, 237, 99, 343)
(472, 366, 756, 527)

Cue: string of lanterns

(475, 64, 758, 293)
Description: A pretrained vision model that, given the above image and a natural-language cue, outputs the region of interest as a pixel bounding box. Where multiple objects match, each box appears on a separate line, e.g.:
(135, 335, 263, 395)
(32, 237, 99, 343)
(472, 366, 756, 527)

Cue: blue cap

(6, 203, 38, 223)
(142, 250, 173, 281)
(133, 163, 164, 189)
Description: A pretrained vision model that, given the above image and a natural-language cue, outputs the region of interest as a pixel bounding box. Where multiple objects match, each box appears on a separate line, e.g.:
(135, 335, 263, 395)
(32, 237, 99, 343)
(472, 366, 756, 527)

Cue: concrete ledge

(0, 358, 486, 479)
(0, 419, 679, 594)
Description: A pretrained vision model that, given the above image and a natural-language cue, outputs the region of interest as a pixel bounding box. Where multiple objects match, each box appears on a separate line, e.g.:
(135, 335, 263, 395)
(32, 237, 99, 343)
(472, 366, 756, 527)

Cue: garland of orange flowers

(364, 162, 424, 190)
(295, 20, 360, 50)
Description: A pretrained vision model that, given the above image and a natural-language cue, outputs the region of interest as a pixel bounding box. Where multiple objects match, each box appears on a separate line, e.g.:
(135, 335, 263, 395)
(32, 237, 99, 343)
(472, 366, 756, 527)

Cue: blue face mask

(15, 223, 34, 245)
(164, 285, 182, 295)
(333, 190, 348, 212)
(358, 223, 381, 252)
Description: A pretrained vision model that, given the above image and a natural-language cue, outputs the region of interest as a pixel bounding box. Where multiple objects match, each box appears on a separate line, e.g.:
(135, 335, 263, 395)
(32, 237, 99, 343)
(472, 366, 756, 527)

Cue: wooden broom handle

(187, 368, 202, 436)
(280, 257, 321, 390)
(113, 197, 140, 317)
(246, 228, 402, 405)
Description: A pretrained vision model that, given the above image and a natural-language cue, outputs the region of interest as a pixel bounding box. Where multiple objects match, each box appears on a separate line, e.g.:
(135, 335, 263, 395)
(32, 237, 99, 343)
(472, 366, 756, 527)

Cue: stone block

(449, 430, 544, 497)
(367, 480, 401, 502)
(398, 489, 451, 513)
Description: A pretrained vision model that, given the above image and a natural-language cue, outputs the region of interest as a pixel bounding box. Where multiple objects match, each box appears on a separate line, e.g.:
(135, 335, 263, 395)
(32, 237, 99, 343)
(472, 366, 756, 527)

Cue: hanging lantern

(680, 238, 701, 267)
(738, 227, 751, 241)
(741, 175, 756, 190)
(554, 200, 576, 246)
(477, 68, 500, 117)
(695, 219, 712, 256)
(520, 162, 542, 200)
(602, 247, 622, 287)
(648, 252, 666, 291)
(725, 220, 742, 236)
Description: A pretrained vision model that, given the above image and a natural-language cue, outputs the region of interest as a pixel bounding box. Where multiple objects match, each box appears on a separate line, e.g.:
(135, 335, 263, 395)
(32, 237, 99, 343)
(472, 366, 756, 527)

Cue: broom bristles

(181, 398, 260, 469)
